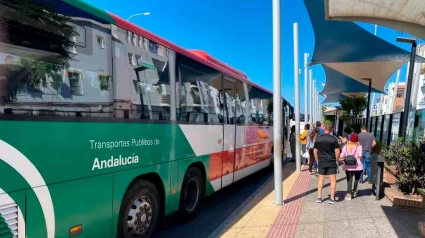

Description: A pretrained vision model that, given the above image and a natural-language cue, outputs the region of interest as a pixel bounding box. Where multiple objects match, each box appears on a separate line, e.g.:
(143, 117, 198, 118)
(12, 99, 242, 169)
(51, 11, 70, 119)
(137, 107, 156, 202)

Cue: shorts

(318, 167, 337, 175)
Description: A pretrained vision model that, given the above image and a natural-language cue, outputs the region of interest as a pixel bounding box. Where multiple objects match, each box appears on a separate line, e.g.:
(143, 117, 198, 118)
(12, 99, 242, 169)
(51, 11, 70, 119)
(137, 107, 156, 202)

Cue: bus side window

(0, 2, 113, 118)
(176, 54, 223, 125)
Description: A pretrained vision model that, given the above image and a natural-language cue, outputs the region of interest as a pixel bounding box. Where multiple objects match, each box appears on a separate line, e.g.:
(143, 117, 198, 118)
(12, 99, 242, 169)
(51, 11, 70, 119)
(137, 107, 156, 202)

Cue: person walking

(300, 124, 310, 165)
(316, 121, 324, 135)
(358, 125, 376, 183)
(307, 127, 319, 175)
(289, 125, 296, 162)
(340, 133, 363, 200)
(314, 122, 340, 204)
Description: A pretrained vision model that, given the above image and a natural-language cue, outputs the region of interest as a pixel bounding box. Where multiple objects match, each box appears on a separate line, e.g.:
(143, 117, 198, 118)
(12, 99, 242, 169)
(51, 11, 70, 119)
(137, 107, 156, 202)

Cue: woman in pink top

(339, 133, 363, 200)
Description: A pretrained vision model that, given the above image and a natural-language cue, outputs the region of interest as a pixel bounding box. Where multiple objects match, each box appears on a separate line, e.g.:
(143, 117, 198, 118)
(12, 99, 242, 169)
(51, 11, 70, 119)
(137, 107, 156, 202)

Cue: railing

(357, 108, 425, 146)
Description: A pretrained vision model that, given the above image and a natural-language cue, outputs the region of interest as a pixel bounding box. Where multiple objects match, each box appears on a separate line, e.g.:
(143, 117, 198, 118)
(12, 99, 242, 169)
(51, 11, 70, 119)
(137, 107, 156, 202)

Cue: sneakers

(328, 199, 336, 204)
(345, 193, 352, 200)
(316, 197, 323, 203)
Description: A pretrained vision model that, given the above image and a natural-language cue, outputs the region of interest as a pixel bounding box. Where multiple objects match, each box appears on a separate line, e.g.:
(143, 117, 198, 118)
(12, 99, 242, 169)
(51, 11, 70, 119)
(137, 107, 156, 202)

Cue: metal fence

(349, 109, 425, 146)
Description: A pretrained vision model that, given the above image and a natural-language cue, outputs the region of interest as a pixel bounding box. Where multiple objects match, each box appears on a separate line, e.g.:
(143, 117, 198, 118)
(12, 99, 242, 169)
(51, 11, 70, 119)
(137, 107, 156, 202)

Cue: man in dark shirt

(358, 125, 376, 183)
(314, 122, 340, 204)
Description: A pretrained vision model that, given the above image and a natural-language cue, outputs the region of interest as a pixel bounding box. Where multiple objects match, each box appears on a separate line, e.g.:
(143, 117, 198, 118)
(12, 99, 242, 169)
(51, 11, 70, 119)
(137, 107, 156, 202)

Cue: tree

(0, 0, 77, 98)
(339, 97, 367, 124)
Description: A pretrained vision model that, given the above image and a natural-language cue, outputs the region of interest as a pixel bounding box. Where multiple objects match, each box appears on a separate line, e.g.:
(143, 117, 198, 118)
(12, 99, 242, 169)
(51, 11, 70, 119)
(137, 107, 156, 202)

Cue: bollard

(371, 154, 385, 200)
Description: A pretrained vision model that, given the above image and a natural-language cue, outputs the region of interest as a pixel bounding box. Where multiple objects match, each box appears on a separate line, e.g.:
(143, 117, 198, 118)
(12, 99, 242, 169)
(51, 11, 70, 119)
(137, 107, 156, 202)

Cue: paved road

(154, 166, 274, 238)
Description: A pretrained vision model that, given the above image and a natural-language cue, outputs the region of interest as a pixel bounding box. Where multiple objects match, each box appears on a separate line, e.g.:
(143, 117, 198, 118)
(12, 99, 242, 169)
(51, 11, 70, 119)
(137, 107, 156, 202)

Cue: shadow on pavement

(284, 176, 346, 204)
(154, 162, 279, 238)
(381, 205, 425, 238)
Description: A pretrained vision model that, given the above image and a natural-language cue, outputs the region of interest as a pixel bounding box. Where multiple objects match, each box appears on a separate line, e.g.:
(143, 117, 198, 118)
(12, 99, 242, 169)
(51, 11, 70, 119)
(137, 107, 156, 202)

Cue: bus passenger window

(176, 54, 223, 124)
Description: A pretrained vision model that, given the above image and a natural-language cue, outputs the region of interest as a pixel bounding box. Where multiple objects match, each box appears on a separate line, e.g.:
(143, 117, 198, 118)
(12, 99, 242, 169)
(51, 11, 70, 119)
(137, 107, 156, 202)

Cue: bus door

(221, 77, 236, 188)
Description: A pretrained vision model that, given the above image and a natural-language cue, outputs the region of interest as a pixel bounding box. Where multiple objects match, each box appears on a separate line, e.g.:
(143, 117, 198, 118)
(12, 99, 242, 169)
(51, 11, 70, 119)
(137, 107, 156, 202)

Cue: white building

(374, 82, 405, 115)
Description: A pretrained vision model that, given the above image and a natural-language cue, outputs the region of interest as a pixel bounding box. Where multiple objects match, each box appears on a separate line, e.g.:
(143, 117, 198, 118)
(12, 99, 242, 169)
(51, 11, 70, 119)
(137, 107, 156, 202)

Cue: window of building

(143, 38, 149, 49)
(127, 31, 132, 44)
(127, 48, 172, 121)
(132, 33, 137, 46)
(97, 35, 105, 49)
(72, 24, 86, 47)
(133, 80, 140, 93)
(138, 36, 143, 48)
(68, 71, 83, 95)
(128, 53, 136, 66)
(99, 75, 111, 91)
(149, 41, 159, 55)
(158, 45, 166, 57)
(68, 31, 77, 54)
(111, 25, 119, 39)
(135, 55, 142, 66)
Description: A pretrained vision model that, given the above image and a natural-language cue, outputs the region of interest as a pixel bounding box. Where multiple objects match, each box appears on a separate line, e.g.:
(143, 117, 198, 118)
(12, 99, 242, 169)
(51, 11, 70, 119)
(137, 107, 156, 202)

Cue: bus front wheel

(178, 166, 204, 220)
(118, 180, 160, 238)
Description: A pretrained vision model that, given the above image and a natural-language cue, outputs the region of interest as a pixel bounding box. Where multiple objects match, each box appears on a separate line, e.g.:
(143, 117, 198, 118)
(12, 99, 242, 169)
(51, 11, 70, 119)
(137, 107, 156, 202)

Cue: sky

(85, 0, 423, 109)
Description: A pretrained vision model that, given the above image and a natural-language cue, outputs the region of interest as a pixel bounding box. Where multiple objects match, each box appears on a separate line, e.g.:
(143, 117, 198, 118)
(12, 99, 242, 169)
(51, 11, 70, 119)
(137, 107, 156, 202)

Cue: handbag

(344, 146, 358, 166)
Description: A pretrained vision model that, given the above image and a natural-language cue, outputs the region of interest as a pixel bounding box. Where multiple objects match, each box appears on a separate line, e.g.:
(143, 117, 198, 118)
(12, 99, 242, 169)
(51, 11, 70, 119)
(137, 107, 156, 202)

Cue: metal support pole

(411, 47, 424, 110)
(389, 70, 400, 114)
(317, 88, 320, 121)
(312, 81, 316, 122)
(403, 62, 410, 100)
(272, 0, 283, 206)
(304, 53, 308, 123)
(365, 78, 372, 128)
(169, 50, 177, 121)
(368, 25, 378, 119)
(309, 69, 312, 122)
(293, 22, 301, 173)
(401, 42, 417, 140)
(314, 85, 319, 121)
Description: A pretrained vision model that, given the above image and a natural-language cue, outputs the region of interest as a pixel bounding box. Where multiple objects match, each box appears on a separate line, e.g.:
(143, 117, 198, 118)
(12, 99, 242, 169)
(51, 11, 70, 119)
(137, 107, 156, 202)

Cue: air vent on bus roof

(0, 203, 19, 238)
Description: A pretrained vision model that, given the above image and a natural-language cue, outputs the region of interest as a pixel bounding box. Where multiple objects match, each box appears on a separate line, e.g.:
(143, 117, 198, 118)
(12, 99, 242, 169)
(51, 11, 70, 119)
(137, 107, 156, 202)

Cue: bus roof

(61, 0, 288, 102)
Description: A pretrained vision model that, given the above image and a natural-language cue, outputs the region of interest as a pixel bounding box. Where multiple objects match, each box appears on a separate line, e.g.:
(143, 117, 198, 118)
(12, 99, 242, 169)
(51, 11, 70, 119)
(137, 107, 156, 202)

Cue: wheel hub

(127, 197, 153, 237)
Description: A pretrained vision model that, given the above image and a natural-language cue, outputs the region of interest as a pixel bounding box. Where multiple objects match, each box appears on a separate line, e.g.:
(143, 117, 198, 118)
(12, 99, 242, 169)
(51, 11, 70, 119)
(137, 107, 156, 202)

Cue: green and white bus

(0, 0, 293, 237)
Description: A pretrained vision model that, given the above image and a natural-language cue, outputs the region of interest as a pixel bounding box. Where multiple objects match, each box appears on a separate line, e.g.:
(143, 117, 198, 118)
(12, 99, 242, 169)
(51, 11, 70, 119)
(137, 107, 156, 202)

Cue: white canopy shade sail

(325, 0, 425, 40)
(304, 0, 425, 94)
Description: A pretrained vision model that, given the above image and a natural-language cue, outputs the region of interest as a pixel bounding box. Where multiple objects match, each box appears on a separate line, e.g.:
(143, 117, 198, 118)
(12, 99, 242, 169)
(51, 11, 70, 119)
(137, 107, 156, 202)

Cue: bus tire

(178, 166, 204, 221)
(118, 180, 160, 238)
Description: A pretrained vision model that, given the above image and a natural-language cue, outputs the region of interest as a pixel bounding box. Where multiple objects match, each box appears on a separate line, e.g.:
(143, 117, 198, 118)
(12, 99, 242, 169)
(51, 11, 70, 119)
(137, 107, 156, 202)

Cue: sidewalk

(214, 163, 425, 238)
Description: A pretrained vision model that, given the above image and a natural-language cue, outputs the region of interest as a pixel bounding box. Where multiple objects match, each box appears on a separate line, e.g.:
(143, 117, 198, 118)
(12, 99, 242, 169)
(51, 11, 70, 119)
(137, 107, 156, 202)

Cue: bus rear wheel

(178, 167, 204, 220)
(118, 180, 160, 238)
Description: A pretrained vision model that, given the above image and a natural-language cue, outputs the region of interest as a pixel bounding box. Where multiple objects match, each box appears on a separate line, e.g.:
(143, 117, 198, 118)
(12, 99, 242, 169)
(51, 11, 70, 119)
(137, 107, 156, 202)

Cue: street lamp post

(272, 0, 283, 206)
(397, 37, 417, 140)
(127, 12, 151, 21)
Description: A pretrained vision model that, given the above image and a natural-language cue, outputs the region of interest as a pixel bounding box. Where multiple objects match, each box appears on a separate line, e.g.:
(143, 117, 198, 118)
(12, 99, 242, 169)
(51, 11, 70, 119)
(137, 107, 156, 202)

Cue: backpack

(344, 146, 358, 166)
